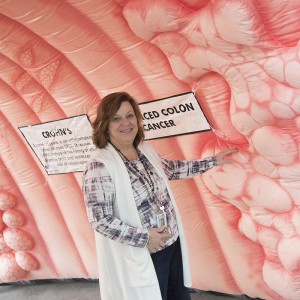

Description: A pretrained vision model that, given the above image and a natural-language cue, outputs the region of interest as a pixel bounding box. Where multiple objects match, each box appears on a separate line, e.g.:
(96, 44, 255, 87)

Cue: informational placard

(139, 92, 211, 140)
(19, 115, 96, 175)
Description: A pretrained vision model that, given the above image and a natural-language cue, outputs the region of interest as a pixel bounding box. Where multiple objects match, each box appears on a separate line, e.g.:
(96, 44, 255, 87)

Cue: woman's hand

(215, 147, 238, 165)
(147, 227, 172, 253)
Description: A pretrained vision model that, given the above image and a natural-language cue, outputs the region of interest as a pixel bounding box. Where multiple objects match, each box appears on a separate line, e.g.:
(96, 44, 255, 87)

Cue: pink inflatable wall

(1, 1, 300, 299)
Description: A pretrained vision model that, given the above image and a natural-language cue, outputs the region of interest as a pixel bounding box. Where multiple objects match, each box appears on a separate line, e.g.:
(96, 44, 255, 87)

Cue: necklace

(109, 142, 165, 213)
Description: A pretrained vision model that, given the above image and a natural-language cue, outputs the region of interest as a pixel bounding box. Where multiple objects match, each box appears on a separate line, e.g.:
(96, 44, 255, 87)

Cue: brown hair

(92, 92, 145, 149)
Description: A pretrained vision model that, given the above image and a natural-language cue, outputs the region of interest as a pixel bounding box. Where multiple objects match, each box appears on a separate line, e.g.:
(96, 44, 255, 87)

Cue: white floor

(0, 280, 257, 300)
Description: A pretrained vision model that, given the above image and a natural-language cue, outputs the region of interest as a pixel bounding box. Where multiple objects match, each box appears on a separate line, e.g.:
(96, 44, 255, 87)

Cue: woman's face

(108, 101, 138, 148)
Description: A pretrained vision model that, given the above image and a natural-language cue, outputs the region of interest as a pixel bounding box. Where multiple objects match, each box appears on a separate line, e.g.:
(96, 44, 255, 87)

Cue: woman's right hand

(147, 227, 172, 253)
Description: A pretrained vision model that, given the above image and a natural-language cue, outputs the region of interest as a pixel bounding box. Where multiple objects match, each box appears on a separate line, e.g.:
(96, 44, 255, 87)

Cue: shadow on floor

(0, 279, 264, 300)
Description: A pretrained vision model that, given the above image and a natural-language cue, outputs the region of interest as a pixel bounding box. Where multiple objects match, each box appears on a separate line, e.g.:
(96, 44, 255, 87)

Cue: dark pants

(150, 238, 191, 300)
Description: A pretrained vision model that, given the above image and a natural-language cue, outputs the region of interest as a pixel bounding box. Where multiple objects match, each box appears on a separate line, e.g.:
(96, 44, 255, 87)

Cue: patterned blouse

(82, 151, 217, 250)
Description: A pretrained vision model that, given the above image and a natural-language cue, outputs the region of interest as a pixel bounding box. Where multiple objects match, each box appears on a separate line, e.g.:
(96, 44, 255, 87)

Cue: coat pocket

(124, 251, 157, 287)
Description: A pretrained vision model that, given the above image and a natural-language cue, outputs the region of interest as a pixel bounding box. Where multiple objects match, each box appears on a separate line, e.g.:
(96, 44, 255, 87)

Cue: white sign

(139, 92, 211, 140)
(19, 115, 96, 175)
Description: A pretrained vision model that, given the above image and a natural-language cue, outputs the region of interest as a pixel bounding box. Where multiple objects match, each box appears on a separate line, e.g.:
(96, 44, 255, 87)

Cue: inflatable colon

(123, 2, 300, 298)
(0, 191, 38, 281)
(3, 209, 26, 227)
(0, 1, 300, 299)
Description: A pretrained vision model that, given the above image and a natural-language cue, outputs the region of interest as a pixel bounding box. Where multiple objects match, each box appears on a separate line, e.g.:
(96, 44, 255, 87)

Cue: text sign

(139, 92, 211, 140)
(19, 115, 96, 175)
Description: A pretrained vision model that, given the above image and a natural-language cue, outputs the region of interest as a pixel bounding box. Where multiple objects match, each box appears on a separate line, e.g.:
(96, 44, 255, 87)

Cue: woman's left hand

(215, 147, 238, 165)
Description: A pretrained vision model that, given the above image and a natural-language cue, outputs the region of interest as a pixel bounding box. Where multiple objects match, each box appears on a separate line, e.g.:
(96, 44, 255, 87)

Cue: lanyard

(110, 142, 165, 213)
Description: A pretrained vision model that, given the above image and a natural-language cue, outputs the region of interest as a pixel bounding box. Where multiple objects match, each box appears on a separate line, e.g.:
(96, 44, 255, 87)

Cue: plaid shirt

(82, 152, 217, 249)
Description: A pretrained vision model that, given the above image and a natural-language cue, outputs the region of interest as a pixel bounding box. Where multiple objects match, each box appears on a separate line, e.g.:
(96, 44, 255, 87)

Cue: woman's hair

(92, 92, 145, 149)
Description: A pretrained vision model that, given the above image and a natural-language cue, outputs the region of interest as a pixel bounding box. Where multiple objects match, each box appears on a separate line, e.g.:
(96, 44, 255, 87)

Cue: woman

(82, 92, 236, 300)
